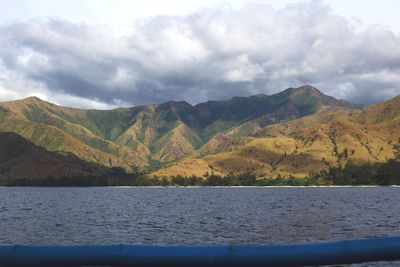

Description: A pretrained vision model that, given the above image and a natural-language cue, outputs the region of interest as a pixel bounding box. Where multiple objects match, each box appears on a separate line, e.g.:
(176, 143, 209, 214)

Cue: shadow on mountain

(0, 132, 134, 186)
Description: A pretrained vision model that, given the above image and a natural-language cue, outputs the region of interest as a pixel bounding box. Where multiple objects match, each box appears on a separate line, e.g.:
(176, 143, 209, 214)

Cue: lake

(1, 187, 399, 266)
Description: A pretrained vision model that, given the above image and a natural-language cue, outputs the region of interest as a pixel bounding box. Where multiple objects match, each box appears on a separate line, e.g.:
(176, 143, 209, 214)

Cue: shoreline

(0, 185, 399, 188)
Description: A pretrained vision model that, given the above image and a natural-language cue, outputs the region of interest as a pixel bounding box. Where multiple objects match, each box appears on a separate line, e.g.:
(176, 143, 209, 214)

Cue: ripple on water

(0, 187, 399, 266)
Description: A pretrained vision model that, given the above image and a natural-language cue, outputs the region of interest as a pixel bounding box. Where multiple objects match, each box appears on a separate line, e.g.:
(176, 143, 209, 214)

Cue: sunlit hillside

(0, 85, 357, 176)
(152, 96, 400, 178)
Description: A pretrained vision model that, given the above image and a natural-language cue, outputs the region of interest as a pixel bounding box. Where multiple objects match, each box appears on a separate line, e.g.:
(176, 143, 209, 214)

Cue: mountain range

(0, 85, 399, 181)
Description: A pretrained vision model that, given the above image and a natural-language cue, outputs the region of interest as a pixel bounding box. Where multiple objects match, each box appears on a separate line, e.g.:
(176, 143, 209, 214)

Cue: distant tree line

(0, 172, 293, 186)
(1, 160, 399, 186)
(0, 174, 134, 186)
(146, 172, 312, 186)
(161, 160, 400, 186)
(313, 159, 400, 185)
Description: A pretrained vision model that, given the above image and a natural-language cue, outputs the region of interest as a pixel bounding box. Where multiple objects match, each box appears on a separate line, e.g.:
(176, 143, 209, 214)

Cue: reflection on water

(0, 187, 399, 266)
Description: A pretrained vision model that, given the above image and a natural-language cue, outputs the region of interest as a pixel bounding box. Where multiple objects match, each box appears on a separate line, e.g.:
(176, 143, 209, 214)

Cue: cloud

(1, 0, 400, 107)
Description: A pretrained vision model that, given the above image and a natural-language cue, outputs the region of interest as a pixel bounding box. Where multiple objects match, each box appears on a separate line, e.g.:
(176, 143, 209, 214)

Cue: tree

(205, 174, 224, 186)
(236, 172, 257, 186)
(376, 160, 400, 185)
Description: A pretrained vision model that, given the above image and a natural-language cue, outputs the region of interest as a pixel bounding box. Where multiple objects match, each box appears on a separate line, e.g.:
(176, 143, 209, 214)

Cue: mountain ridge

(0, 85, 397, 181)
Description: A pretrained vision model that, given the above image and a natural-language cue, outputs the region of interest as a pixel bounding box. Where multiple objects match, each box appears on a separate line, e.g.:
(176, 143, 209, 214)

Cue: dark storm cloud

(1, 0, 400, 107)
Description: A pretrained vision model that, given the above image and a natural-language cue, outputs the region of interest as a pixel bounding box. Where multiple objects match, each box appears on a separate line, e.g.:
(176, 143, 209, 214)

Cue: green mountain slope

(0, 85, 360, 175)
(154, 96, 399, 178)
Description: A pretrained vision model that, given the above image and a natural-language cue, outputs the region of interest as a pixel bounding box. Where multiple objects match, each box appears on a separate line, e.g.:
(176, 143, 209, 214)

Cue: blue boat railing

(1, 236, 400, 266)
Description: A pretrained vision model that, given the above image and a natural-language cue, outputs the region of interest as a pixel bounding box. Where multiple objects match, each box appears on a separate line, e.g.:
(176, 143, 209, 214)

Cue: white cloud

(0, 0, 400, 107)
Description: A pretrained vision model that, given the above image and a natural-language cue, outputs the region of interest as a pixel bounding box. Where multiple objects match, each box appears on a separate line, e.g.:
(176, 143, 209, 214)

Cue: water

(1, 187, 400, 266)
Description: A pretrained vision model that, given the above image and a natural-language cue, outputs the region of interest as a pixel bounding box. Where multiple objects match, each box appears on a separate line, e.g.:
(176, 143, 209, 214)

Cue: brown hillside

(0, 132, 113, 180)
(152, 96, 400, 178)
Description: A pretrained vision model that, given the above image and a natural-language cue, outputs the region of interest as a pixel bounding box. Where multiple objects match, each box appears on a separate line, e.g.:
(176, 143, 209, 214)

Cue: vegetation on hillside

(0, 86, 399, 185)
(155, 96, 400, 178)
(0, 85, 357, 174)
(313, 160, 400, 185)
(149, 160, 400, 186)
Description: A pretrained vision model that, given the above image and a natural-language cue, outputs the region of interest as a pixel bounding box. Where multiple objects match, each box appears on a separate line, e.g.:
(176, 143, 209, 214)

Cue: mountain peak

(294, 85, 322, 94)
(282, 85, 358, 109)
(0, 96, 44, 105)
(23, 96, 43, 102)
(284, 85, 323, 97)
(17, 96, 52, 106)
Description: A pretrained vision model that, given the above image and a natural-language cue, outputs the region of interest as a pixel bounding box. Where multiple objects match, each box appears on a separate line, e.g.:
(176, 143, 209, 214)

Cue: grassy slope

(152, 96, 400, 178)
(0, 98, 150, 170)
(0, 85, 370, 177)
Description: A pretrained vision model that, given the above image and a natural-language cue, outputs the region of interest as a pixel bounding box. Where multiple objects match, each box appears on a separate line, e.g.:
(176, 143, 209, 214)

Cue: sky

(1, 0, 400, 108)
